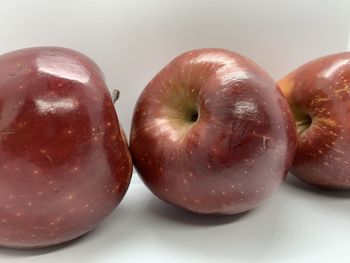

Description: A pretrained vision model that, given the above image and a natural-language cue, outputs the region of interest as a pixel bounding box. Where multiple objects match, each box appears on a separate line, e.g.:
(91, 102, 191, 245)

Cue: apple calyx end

(296, 118, 312, 134)
(189, 111, 199, 122)
(290, 106, 312, 134)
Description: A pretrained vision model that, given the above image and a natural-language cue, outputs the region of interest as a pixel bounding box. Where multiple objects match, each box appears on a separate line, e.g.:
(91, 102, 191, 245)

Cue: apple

(0, 47, 132, 248)
(279, 52, 350, 189)
(130, 48, 297, 214)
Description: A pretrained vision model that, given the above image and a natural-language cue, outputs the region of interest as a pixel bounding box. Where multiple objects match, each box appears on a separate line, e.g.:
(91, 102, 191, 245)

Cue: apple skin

(130, 48, 297, 214)
(0, 47, 132, 248)
(279, 52, 350, 189)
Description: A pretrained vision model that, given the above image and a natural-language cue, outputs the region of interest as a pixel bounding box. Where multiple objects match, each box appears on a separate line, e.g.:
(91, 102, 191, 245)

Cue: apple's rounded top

(280, 51, 350, 81)
(1, 46, 97, 62)
(0, 46, 105, 81)
(163, 48, 275, 84)
(0, 46, 110, 97)
(301, 51, 350, 68)
(279, 51, 350, 101)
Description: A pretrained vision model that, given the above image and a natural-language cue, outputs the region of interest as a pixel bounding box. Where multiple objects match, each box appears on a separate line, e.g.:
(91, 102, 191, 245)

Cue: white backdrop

(0, 0, 349, 136)
(1, 1, 350, 262)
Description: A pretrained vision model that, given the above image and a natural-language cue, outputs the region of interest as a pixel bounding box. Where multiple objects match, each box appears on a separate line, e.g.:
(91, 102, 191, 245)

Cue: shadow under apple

(143, 194, 298, 262)
(147, 197, 250, 227)
(0, 232, 89, 257)
(285, 173, 350, 199)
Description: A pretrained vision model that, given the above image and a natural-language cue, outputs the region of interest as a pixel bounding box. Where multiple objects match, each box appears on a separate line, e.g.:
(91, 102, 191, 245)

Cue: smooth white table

(0, 173, 349, 263)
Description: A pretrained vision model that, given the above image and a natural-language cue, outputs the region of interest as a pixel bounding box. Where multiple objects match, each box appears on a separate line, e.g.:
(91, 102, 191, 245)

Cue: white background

(0, 0, 350, 262)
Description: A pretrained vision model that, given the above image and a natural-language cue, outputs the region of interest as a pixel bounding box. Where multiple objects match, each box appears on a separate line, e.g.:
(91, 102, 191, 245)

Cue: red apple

(279, 52, 350, 189)
(130, 48, 297, 214)
(0, 47, 132, 248)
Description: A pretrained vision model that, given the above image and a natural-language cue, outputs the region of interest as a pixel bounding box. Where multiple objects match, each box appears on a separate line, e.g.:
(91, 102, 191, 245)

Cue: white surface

(0, 173, 350, 263)
(1, 0, 350, 262)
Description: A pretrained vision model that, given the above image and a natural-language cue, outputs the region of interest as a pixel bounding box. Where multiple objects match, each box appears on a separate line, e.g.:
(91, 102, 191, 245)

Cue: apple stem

(112, 90, 120, 104)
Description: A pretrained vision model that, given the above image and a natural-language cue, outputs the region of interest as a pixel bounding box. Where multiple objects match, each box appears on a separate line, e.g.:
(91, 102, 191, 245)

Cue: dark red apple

(279, 52, 350, 189)
(0, 47, 132, 248)
(130, 48, 297, 214)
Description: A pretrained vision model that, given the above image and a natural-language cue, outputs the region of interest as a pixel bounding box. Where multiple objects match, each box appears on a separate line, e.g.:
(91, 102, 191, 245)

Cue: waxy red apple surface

(279, 52, 350, 189)
(0, 47, 132, 248)
(130, 49, 297, 214)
